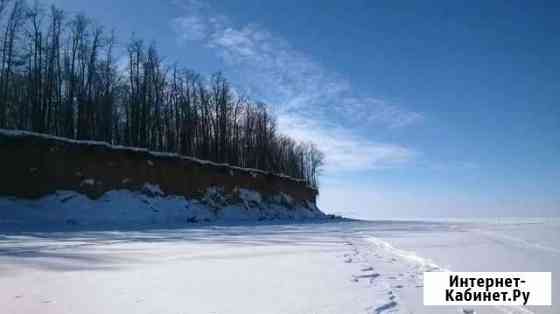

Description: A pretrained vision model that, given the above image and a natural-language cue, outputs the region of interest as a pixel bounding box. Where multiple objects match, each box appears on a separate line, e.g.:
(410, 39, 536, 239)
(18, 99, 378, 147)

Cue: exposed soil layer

(0, 130, 318, 206)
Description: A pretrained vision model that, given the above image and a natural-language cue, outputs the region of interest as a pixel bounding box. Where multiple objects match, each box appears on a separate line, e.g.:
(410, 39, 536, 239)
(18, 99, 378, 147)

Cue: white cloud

(172, 15, 209, 41)
(277, 114, 415, 172)
(171, 0, 420, 173)
(339, 97, 424, 128)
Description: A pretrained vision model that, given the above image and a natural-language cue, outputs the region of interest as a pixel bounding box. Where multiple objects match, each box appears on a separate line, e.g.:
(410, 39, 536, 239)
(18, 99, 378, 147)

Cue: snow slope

(0, 219, 557, 314)
(0, 186, 325, 226)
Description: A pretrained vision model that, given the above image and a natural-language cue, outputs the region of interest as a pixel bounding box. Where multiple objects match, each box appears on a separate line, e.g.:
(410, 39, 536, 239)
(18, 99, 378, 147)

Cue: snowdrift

(0, 185, 325, 226)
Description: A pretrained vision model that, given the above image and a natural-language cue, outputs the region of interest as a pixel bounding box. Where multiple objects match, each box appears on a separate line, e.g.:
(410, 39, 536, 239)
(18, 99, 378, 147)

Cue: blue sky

(48, 0, 559, 219)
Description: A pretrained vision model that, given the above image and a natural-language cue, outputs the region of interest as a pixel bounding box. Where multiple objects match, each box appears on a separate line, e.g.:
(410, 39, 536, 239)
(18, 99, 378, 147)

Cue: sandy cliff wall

(0, 130, 325, 224)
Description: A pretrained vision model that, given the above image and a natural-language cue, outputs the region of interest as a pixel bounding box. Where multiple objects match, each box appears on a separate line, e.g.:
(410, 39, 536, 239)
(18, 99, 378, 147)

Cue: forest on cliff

(0, 0, 324, 187)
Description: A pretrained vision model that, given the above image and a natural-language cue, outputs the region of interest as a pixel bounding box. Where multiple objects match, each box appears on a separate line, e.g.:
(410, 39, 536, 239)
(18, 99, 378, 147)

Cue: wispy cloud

(171, 0, 420, 172)
(277, 114, 415, 172)
(173, 15, 209, 41)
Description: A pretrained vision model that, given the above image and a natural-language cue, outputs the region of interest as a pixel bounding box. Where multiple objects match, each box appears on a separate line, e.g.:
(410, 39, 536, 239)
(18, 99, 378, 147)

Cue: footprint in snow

(462, 309, 476, 314)
(352, 273, 380, 284)
(374, 301, 397, 313)
(361, 266, 374, 272)
(355, 273, 380, 279)
(344, 257, 352, 263)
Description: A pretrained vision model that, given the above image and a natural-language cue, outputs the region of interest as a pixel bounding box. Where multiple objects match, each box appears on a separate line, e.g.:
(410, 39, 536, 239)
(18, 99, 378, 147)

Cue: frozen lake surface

(1, 218, 558, 314)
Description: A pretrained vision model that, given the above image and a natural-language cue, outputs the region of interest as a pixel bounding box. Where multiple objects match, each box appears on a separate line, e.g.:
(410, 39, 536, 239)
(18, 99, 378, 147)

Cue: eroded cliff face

(0, 130, 325, 225)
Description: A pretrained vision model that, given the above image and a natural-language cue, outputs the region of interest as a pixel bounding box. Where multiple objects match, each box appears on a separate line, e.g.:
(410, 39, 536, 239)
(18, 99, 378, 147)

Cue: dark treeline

(0, 0, 324, 188)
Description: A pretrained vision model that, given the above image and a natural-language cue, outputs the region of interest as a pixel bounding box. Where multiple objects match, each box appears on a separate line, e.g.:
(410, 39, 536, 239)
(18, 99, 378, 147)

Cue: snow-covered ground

(0, 219, 558, 314)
